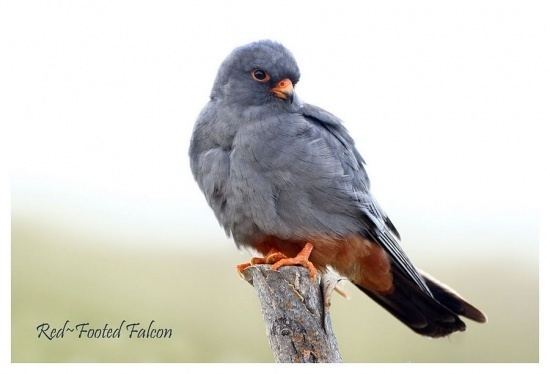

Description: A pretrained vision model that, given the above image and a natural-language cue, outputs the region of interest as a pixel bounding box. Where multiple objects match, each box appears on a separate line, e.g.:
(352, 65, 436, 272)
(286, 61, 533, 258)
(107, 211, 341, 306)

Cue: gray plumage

(189, 40, 485, 337)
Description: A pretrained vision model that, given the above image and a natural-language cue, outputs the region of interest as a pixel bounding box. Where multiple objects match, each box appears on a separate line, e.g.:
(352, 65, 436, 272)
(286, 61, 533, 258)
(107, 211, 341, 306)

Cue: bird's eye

(251, 69, 270, 82)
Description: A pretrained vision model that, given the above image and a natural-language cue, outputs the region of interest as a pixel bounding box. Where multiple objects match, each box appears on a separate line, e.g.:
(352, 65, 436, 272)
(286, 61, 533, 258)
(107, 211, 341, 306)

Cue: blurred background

(5, 0, 544, 363)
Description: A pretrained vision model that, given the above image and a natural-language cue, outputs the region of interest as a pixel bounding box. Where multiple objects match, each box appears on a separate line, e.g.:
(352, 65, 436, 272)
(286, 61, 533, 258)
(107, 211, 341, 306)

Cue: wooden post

(243, 264, 343, 363)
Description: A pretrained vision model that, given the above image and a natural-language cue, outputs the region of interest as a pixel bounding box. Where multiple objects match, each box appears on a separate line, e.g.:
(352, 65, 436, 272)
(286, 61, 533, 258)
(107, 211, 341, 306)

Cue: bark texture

(243, 264, 342, 363)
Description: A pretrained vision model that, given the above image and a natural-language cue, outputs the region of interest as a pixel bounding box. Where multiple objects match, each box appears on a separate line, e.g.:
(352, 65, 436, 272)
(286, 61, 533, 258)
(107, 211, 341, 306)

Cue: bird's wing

(298, 103, 432, 296)
(189, 104, 232, 234)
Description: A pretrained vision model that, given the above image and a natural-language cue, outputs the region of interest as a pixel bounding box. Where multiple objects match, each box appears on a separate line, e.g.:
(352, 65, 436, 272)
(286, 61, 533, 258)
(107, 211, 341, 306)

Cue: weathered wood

(243, 264, 342, 363)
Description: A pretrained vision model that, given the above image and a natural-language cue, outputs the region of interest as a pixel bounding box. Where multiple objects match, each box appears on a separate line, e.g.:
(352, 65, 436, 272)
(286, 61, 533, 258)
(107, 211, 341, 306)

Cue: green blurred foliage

(12, 218, 538, 362)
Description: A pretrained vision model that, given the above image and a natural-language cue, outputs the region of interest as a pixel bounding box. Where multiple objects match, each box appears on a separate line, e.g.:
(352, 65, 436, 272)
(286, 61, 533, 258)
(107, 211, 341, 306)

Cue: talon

(236, 250, 287, 277)
(265, 251, 287, 263)
(236, 262, 252, 275)
(236, 256, 265, 275)
(250, 257, 267, 265)
(271, 242, 317, 280)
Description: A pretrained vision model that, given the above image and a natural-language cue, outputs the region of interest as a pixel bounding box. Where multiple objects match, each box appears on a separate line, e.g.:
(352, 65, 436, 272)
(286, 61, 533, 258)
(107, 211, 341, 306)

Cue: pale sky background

(2, 0, 547, 254)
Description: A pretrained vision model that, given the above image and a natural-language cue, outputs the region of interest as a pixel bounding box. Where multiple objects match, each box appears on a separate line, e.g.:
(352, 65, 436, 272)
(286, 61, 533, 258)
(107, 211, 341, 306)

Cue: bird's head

(210, 40, 300, 107)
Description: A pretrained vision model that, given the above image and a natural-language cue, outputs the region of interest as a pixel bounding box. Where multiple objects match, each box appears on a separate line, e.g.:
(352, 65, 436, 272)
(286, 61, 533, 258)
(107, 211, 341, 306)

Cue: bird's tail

(355, 270, 486, 338)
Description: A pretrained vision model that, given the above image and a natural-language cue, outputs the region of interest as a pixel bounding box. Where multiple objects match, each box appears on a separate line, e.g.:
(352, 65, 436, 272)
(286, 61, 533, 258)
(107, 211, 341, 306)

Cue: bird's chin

(272, 91, 288, 100)
(272, 92, 294, 104)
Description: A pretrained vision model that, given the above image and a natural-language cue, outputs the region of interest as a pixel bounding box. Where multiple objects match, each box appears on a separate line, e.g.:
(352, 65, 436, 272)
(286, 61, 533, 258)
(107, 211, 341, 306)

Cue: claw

(235, 250, 289, 276)
(265, 251, 288, 263)
(271, 242, 318, 280)
(236, 262, 251, 275)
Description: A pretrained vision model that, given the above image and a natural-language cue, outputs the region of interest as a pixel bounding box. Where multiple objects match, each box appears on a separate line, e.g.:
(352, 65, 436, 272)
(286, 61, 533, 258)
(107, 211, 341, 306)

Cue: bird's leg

(264, 250, 287, 264)
(235, 249, 288, 274)
(271, 242, 318, 280)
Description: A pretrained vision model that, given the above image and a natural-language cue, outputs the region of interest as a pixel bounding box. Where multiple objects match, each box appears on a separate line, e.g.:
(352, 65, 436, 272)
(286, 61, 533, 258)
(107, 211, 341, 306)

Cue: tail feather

(420, 270, 487, 323)
(356, 270, 486, 338)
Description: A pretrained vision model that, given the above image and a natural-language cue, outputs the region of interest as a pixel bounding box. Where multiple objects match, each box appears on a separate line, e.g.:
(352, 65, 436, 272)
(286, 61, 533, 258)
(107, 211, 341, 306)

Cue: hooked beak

(271, 78, 294, 103)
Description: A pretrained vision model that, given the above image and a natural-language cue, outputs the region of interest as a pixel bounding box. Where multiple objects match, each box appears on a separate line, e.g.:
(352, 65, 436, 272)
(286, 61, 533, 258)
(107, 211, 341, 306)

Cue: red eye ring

(251, 69, 270, 82)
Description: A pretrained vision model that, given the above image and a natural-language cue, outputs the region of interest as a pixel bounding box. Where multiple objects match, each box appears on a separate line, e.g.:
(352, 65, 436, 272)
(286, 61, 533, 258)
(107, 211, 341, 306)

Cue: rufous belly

(252, 234, 393, 293)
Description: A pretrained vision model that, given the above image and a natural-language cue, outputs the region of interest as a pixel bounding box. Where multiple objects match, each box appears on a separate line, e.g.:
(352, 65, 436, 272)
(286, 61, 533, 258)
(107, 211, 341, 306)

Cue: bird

(189, 40, 486, 337)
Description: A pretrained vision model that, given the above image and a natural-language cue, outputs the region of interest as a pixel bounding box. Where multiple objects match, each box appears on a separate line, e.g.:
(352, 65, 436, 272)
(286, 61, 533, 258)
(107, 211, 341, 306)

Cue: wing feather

(300, 103, 432, 296)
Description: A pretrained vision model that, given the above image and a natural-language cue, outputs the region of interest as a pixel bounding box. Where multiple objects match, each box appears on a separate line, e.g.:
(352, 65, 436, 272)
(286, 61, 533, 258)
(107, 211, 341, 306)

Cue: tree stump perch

(242, 264, 343, 363)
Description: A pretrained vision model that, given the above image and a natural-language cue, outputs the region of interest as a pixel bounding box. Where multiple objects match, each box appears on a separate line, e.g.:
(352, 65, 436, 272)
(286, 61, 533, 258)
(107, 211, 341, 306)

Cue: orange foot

(236, 249, 288, 274)
(271, 242, 317, 280)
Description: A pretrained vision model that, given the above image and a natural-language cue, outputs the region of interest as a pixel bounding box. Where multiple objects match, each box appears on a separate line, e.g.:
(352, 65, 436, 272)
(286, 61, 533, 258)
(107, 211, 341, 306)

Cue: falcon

(189, 40, 486, 337)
